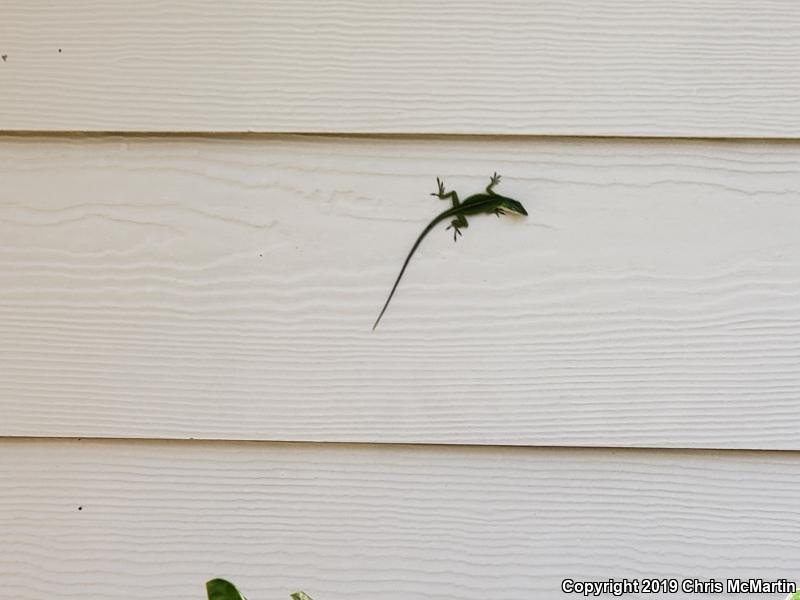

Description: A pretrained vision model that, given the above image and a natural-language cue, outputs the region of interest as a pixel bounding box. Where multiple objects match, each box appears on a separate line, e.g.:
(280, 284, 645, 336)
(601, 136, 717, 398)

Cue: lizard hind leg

(446, 215, 469, 242)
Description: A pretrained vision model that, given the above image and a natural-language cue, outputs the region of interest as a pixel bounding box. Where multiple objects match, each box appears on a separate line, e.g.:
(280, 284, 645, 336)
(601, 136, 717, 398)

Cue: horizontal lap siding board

(1, 135, 799, 448)
(1, 1, 800, 137)
(2, 439, 799, 600)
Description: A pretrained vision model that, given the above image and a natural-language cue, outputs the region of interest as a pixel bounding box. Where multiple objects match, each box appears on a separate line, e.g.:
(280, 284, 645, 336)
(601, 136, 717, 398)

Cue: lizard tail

(372, 215, 446, 330)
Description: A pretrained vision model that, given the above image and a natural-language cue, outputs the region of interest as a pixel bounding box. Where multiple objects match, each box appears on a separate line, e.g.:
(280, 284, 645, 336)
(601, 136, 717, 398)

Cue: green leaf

(206, 578, 248, 600)
(290, 592, 314, 600)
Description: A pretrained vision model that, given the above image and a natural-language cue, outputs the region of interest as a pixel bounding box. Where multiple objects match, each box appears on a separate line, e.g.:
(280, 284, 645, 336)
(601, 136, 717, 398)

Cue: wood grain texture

(1, 439, 799, 600)
(1, 135, 800, 448)
(2, 0, 800, 136)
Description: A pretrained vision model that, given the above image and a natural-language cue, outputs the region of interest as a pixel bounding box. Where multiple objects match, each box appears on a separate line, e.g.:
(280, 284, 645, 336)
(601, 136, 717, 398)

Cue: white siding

(1, 135, 798, 448)
(1, 1, 800, 136)
(2, 439, 799, 600)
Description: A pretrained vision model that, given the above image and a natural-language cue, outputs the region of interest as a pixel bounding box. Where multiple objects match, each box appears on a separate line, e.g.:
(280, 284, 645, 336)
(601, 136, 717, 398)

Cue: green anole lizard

(373, 172, 527, 329)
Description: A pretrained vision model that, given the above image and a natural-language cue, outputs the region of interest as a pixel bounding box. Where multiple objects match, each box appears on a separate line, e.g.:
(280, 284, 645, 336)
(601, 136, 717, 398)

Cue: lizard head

(496, 196, 528, 216)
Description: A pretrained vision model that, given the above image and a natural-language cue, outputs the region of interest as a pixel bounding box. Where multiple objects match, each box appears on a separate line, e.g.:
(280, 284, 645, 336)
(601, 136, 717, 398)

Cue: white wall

(1, 2, 799, 599)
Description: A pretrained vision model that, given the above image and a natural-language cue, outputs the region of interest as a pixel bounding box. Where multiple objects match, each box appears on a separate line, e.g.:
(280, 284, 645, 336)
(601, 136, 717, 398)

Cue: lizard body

(372, 173, 527, 330)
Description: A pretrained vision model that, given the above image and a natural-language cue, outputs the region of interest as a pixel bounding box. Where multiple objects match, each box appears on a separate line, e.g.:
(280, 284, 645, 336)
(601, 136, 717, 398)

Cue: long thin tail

(372, 215, 447, 330)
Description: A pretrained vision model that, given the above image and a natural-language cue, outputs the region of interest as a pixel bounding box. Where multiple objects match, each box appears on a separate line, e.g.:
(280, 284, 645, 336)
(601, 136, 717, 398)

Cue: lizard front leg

(431, 177, 460, 209)
(446, 214, 469, 242)
(486, 172, 502, 195)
